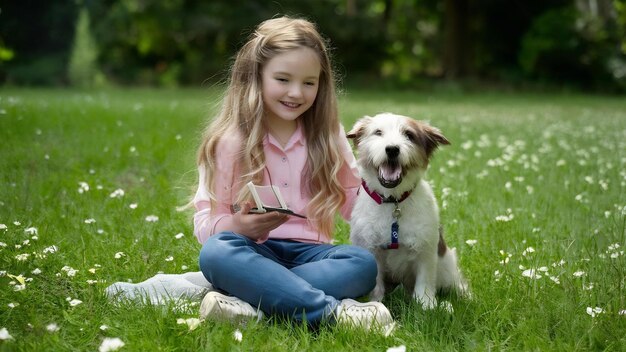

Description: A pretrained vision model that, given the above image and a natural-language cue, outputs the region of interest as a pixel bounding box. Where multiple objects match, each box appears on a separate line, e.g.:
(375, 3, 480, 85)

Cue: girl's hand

(231, 202, 289, 242)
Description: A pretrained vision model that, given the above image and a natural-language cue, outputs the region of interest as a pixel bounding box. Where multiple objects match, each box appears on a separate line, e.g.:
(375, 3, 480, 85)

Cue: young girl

(194, 16, 393, 330)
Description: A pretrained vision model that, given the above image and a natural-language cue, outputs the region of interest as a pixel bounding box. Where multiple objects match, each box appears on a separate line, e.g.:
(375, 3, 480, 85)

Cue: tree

(443, 0, 470, 78)
(68, 7, 102, 87)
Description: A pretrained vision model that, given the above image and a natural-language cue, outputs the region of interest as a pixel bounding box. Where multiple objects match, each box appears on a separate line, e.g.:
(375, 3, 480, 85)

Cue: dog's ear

(346, 116, 371, 145)
(408, 119, 450, 157)
(422, 124, 450, 157)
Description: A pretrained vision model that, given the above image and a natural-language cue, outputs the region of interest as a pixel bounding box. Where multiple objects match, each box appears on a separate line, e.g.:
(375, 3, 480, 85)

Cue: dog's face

(347, 113, 449, 193)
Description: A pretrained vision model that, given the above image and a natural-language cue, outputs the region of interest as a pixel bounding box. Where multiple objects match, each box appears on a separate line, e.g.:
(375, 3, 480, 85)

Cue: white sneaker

(199, 291, 263, 322)
(335, 299, 395, 334)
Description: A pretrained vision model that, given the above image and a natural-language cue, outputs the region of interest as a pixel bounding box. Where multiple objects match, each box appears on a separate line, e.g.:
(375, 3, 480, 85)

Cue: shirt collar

(264, 120, 305, 151)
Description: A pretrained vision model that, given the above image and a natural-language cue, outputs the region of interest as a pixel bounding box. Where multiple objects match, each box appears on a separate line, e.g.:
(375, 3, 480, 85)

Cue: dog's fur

(347, 113, 468, 309)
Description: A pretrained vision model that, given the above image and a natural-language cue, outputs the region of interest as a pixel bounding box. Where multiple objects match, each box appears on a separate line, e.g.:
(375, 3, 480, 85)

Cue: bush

(68, 8, 105, 88)
(519, 6, 624, 91)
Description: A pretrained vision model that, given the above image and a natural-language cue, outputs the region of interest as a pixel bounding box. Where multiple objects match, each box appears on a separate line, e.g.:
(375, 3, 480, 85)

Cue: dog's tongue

(379, 163, 402, 181)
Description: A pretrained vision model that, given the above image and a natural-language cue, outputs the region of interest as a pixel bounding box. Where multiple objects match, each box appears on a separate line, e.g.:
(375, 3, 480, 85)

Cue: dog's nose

(385, 146, 400, 159)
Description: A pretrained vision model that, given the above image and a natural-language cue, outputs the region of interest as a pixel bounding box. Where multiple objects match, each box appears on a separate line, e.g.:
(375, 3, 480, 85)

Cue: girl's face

(261, 47, 321, 125)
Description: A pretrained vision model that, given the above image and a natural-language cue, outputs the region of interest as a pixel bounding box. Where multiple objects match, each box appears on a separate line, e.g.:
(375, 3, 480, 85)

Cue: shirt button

(281, 157, 287, 163)
(283, 182, 288, 187)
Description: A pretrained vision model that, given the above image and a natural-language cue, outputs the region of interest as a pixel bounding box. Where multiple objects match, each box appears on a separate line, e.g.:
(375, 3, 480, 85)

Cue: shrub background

(1, 0, 625, 91)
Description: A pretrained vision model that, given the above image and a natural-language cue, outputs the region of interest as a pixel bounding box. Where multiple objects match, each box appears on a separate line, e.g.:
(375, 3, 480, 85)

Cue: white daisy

(99, 337, 125, 352)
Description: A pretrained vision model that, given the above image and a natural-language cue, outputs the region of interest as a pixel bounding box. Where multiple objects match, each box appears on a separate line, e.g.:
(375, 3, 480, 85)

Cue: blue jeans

(198, 232, 377, 323)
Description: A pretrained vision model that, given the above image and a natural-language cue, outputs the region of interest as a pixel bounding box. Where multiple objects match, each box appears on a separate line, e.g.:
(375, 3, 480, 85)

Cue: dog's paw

(451, 277, 472, 300)
(414, 293, 437, 310)
(369, 285, 385, 302)
(459, 285, 473, 300)
(439, 300, 454, 314)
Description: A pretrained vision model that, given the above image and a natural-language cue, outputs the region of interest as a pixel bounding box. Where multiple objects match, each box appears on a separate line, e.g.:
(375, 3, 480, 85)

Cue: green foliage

(519, 5, 625, 90)
(2, 0, 626, 89)
(0, 1, 77, 85)
(68, 8, 105, 88)
(379, 0, 441, 81)
(2, 54, 68, 86)
(88, 0, 389, 86)
(519, 8, 580, 78)
(0, 45, 14, 62)
(1, 88, 625, 350)
(611, 0, 626, 89)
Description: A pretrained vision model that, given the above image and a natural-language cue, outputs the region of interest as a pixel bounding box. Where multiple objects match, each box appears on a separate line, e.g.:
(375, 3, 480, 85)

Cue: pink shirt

(193, 122, 360, 244)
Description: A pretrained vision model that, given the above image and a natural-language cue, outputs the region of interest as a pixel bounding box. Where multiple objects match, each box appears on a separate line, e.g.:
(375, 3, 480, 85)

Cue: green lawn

(1, 88, 625, 351)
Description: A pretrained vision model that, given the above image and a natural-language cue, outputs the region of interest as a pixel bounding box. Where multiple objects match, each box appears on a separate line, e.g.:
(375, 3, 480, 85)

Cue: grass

(0, 87, 625, 351)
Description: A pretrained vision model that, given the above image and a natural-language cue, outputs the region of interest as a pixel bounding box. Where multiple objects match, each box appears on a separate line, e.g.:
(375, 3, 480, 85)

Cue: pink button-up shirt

(193, 122, 360, 244)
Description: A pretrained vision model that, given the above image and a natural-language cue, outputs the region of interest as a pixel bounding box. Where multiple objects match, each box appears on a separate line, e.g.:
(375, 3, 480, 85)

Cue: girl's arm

(193, 164, 236, 243)
(193, 135, 288, 244)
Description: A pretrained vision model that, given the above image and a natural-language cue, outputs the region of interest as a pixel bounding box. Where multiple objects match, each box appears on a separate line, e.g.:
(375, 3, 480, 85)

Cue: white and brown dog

(347, 113, 468, 309)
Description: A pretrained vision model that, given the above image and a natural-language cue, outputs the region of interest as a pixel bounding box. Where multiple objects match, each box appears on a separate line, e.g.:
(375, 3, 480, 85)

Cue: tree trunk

(443, 0, 470, 79)
(346, 0, 357, 17)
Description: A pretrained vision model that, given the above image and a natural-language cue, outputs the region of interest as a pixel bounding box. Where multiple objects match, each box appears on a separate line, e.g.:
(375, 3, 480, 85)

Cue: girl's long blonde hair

(197, 16, 346, 239)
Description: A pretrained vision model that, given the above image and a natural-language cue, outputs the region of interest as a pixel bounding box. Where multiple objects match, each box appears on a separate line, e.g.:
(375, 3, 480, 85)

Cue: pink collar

(361, 180, 412, 205)
(264, 121, 305, 151)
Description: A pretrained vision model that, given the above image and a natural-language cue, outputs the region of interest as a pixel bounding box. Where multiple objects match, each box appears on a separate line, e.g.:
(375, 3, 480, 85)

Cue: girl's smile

(281, 101, 301, 109)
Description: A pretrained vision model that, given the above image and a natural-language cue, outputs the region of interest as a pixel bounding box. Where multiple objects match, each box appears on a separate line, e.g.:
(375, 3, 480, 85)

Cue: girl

(194, 16, 393, 331)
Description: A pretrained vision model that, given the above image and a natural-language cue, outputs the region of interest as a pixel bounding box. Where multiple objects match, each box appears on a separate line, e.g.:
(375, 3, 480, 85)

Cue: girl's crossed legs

(198, 232, 377, 323)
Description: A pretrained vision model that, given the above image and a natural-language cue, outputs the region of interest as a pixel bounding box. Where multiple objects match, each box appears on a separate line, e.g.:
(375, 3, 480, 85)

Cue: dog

(347, 113, 468, 309)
